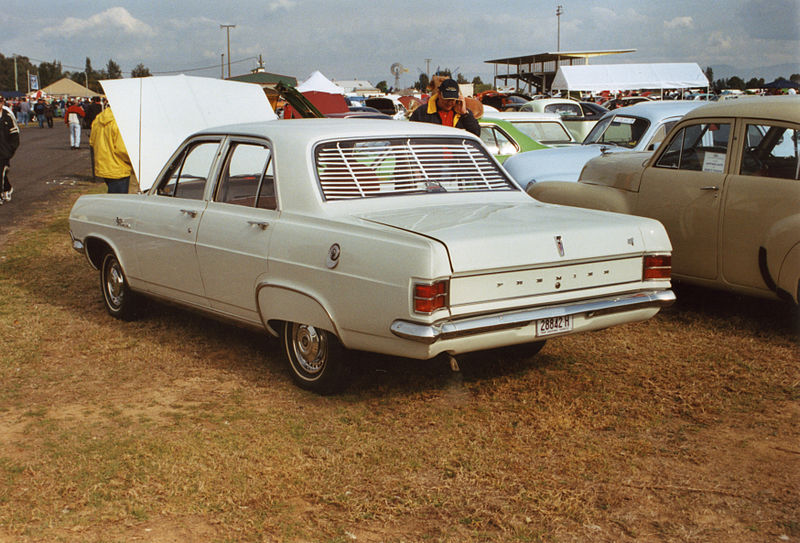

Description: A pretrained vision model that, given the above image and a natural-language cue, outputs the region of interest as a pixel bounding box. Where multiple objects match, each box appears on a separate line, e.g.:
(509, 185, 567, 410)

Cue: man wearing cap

(409, 78, 480, 136)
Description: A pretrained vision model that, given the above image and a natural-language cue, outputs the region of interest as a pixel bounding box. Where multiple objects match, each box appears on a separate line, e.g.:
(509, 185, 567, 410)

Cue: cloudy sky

(2, 0, 799, 86)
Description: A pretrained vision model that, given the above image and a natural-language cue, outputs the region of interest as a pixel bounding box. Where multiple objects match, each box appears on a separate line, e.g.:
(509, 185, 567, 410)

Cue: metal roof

(485, 50, 636, 66)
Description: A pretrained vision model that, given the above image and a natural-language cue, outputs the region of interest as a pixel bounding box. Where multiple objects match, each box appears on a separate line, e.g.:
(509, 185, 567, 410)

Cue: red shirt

(438, 109, 455, 127)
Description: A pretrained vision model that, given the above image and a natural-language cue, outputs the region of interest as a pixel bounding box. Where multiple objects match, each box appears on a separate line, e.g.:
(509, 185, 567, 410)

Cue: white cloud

(664, 16, 694, 29)
(43, 7, 155, 38)
(268, 0, 296, 12)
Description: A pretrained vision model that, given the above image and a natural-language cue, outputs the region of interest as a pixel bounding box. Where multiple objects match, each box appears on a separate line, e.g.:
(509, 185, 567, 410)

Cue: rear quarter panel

(258, 212, 451, 351)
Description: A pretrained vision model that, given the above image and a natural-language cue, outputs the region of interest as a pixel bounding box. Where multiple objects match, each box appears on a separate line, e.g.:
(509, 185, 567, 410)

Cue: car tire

(282, 321, 346, 394)
(100, 251, 139, 320)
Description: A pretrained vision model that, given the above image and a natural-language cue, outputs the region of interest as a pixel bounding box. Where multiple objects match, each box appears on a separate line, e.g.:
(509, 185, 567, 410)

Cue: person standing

(0, 95, 20, 205)
(90, 107, 132, 194)
(18, 98, 31, 127)
(409, 78, 480, 136)
(44, 100, 54, 128)
(34, 98, 47, 128)
(84, 96, 102, 135)
(64, 99, 85, 149)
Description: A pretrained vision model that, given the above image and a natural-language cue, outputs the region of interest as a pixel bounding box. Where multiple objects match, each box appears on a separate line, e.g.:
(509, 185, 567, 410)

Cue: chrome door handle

(248, 221, 269, 230)
(115, 217, 131, 228)
(180, 209, 198, 218)
(700, 186, 720, 191)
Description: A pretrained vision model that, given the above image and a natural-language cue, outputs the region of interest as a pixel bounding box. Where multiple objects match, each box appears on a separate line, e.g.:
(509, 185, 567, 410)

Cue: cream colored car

(529, 96, 800, 305)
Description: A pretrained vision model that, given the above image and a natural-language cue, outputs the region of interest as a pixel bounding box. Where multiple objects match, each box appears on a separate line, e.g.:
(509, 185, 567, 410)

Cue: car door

(134, 138, 222, 307)
(720, 120, 800, 292)
(195, 139, 277, 323)
(635, 119, 732, 280)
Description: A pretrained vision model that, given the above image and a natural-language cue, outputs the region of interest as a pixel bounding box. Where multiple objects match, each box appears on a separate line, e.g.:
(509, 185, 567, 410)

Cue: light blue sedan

(503, 100, 706, 189)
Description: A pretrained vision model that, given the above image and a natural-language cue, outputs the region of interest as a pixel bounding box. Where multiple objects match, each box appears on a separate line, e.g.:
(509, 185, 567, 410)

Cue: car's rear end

(310, 132, 674, 360)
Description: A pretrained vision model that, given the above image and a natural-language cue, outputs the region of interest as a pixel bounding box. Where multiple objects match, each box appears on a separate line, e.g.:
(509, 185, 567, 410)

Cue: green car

(478, 117, 549, 163)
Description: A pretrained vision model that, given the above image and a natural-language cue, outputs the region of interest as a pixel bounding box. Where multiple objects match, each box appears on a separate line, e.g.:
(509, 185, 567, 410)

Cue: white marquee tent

(551, 63, 709, 94)
(296, 71, 346, 94)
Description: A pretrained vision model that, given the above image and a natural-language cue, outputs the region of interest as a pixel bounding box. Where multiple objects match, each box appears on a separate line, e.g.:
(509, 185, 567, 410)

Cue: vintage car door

(195, 139, 277, 323)
(133, 138, 222, 307)
(634, 119, 732, 280)
(720, 120, 800, 292)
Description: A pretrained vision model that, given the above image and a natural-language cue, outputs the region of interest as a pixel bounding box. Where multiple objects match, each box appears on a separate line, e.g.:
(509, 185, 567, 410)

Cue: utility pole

(425, 58, 431, 78)
(556, 5, 563, 51)
(220, 24, 236, 78)
(221, 54, 225, 79)
(13, 55, 18, 92)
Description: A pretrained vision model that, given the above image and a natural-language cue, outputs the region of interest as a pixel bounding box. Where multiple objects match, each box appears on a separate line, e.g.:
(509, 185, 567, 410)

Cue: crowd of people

(0, 93, 130, 205)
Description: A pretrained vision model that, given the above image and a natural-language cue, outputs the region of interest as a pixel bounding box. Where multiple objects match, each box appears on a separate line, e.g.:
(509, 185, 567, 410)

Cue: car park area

(0, 123, 797, 541)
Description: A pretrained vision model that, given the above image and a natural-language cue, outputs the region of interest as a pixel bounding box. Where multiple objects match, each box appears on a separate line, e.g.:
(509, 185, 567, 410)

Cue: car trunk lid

(360, 201, 648, 274)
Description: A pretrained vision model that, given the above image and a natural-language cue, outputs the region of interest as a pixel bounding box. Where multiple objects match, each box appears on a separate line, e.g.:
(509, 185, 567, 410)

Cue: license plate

(536, 315, 572, 336)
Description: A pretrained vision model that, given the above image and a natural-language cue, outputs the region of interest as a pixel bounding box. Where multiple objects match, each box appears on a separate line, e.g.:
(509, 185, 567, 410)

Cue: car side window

(158, 141, 219, 199)
(480, 126, 517, 156)
(215, 142, 276, 208)
(647, 120, 678, 150)
(740, 124, 799, 180)
(545, 103, 581, 117)
(655, 123, 730, 172)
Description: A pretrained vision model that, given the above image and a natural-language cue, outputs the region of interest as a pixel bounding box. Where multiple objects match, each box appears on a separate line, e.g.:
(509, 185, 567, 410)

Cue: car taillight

(414, 280, 449, 314)
(643, 254, 671, 280)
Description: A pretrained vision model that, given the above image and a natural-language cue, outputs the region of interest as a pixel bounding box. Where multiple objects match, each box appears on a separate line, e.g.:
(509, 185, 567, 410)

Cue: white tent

(551, 63, 708, 93)
(101, 75, 277, 191)
(296, 71, 346, 94)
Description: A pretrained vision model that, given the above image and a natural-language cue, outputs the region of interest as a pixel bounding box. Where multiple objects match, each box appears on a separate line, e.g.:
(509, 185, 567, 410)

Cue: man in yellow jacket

(90, 108, 133, 193)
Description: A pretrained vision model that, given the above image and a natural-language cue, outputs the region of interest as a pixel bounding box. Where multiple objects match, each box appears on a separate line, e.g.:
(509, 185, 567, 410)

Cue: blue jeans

(69, 123, 81, 148)
(103, 177, 130, 194)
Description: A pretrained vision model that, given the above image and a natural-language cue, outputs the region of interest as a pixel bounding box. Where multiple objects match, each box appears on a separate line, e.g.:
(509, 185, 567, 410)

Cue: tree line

(0, 53, 151, 93)
(704, 67, 800, 92)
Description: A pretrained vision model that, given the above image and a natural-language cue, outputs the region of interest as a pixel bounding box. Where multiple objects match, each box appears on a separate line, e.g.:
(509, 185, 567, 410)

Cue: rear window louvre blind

(315, 137, 515, 200)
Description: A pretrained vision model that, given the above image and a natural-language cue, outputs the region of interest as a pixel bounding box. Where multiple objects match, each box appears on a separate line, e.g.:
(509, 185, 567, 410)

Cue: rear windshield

(315, 137, 518, 200)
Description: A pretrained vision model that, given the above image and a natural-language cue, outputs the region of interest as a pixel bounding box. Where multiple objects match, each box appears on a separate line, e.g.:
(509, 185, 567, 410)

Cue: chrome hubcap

(106, 262, 124, 308)
(291, 324, 327, 375)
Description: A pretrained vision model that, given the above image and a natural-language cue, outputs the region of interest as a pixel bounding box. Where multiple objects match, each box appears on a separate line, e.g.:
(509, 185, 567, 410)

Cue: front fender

(528, 181, 636, 214)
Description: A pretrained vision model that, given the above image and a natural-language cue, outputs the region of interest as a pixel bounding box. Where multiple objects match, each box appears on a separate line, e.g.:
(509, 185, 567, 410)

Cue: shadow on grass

(667, 282, 798, 342)
(3, 226, 556, 397)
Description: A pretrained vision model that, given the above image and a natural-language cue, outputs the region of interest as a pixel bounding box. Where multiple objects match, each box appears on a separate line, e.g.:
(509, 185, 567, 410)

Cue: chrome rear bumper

(391, 289, 675, 344)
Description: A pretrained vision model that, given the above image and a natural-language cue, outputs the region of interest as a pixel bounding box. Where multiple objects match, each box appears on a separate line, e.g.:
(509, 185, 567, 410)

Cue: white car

(69, 118, 675, 393)
(519, 98, 608, 141)
(504, 101, 706, 187)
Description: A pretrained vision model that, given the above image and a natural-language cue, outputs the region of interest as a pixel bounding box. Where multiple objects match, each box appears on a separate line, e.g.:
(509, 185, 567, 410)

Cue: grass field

(0, 181, 798, 542)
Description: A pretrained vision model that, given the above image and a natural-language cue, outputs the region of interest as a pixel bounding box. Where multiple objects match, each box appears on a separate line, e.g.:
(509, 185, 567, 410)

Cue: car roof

(194, 118, 479, 141)
(488, 111, 565, 121)
(681, 96, 800, 123)
(600, 100, 706, 122)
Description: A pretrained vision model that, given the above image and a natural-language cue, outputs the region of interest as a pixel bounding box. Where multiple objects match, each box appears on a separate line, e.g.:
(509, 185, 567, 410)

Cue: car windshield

(510, 121, 573, 144)
(315, 137, 518, 200)
(584, 115, 651, 149)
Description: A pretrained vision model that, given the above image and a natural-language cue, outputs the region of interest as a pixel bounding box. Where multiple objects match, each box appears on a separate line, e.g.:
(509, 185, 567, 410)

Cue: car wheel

(100, 251, 138, 320)
(283, 321, 346, 394)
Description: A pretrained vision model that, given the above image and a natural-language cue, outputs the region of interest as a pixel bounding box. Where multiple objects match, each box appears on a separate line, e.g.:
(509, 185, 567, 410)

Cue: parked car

(602, 96, 655, 109)
(478, 117, 548, 162)
(69, 116, 677, 393)
(529, 96, 800, 305)
(488, 111, 577, 146)
(503, 101, 706, 187)
(519, 98, 607, 141)
(476, 90, 532, 111)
